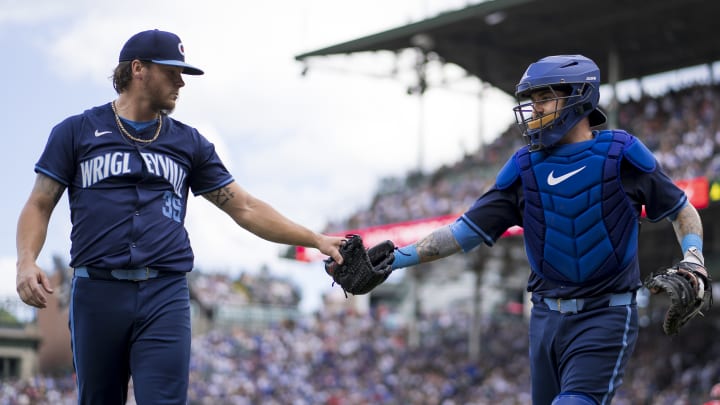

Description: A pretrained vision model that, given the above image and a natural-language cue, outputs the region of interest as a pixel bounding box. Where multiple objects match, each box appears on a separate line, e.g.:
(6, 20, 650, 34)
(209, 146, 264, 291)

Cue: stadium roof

(296, 0, 719, 95)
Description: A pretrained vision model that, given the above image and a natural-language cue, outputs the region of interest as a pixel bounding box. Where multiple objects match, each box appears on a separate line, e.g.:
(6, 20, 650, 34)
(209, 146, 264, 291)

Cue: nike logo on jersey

(547, 166, 586, 186)
(94, 130, 112, 137)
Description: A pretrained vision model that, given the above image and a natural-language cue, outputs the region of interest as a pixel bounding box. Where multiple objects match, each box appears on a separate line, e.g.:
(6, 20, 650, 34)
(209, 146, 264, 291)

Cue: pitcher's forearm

(237, 198, 321, 247)
(16, 204, 51, 267)
(16, 174, 64, 266)
(204, 182, 335, 249)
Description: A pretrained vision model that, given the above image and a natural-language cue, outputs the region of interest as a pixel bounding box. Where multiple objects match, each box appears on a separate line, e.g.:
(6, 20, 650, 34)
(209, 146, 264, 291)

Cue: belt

(74, 266, 170, 282)
(538, 292, 635, 314)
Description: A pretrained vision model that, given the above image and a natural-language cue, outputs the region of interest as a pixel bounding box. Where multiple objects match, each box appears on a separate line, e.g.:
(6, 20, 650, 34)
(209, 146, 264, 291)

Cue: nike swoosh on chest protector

(547, 166, 586, 186)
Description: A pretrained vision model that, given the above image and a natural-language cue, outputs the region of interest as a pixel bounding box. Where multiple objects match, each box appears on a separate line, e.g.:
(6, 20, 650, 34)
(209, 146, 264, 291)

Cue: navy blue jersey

(460, 131, 686, 297)
(35, 103, 234, 271)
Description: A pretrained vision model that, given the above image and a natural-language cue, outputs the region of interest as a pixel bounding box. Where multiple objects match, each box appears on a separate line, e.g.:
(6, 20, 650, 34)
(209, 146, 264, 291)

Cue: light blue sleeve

(450, 218, 487, 252)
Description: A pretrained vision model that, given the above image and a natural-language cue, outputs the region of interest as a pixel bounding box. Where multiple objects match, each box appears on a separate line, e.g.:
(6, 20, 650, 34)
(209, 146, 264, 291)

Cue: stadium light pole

(403, 36, 434, 349)
(408, 34, 432, 173)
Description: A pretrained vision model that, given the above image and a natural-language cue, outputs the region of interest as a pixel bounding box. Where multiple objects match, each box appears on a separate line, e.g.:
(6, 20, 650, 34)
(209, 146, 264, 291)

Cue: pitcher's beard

(146, 88, 178, 115)
(151, 99, 176, 115)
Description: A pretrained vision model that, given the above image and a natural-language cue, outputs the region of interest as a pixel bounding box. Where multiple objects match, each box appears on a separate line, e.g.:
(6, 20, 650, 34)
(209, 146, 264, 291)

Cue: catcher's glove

(324, 234, 395, 296)
(644, 249, 712, 336)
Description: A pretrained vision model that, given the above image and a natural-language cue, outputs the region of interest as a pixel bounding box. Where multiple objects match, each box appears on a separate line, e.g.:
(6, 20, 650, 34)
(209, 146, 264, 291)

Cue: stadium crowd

(0, 307, 718, 404)
(2, 83, 720, 404)
(190, 266, 302, 309)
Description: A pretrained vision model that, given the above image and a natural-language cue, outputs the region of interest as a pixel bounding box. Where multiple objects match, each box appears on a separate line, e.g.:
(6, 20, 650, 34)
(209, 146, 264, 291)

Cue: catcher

(322, 55, 712, 404)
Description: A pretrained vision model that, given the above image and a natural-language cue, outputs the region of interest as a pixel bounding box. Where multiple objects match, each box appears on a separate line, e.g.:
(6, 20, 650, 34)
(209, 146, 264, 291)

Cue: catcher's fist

(324, 235, 395, 296)
(644, 252, 712, 335)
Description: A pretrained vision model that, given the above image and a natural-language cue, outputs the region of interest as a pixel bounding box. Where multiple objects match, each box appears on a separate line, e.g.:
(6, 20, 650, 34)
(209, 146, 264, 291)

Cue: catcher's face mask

(513, 54, 606, 152)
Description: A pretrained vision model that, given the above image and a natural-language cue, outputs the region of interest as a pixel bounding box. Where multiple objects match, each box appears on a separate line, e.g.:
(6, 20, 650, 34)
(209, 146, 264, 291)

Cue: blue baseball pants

(69, 272, 191, 404)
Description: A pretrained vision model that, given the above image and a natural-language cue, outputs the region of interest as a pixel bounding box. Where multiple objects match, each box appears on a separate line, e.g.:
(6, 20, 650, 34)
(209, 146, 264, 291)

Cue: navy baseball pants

(529, 295, 638, 405)
(69, 272, 191, 405)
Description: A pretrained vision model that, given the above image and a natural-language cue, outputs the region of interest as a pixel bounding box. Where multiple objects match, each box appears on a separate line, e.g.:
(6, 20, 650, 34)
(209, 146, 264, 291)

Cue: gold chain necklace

(111, 101, 162, 143)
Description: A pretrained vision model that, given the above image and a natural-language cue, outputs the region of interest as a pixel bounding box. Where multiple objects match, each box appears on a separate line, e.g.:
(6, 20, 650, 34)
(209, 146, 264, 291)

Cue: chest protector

(512, 131, 640, 284)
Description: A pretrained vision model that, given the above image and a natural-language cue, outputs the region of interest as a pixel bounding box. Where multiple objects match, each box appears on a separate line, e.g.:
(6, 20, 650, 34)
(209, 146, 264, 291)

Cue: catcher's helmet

(513, 55, 606, 152)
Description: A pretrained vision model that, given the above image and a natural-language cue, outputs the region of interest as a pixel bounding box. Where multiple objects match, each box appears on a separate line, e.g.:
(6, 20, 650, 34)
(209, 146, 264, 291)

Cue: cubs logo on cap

(119, 29, 204, 75)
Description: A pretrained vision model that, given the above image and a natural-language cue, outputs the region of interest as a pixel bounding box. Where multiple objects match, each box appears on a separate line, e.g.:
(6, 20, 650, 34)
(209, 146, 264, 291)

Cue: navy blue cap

(119, 29, 203, 75)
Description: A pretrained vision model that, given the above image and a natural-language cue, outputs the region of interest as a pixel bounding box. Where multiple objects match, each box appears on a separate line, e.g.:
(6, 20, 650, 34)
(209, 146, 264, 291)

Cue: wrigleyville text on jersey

(80, 151, 187, 198)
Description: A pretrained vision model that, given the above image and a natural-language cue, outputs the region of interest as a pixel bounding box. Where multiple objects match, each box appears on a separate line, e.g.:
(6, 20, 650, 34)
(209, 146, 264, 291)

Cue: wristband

(681, 233, 703, 254)
(392, 244, 420, 270)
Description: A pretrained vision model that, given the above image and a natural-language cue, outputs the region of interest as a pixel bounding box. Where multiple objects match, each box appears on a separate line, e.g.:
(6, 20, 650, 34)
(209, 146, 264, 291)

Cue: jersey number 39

(162, 191, 183, 223)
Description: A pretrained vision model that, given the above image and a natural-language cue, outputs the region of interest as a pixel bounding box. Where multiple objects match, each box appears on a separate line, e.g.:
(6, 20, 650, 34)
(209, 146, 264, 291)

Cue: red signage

(676, 176, 709, 209)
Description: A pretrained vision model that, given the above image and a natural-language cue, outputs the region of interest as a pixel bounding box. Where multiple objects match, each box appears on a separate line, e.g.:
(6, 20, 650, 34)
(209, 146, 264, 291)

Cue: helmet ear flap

(569, 82, 596, 119)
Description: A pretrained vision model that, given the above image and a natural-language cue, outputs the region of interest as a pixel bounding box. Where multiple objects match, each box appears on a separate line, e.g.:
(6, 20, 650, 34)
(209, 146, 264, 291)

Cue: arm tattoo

(673, 204, 703, 238)
(208, 186, 235, 207)
(416, 225, 462, 263)
(36, 174, 65, 206)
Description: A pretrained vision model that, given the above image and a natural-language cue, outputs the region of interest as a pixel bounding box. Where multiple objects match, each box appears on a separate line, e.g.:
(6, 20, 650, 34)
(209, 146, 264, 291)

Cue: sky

(0, 0, 518, 313)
